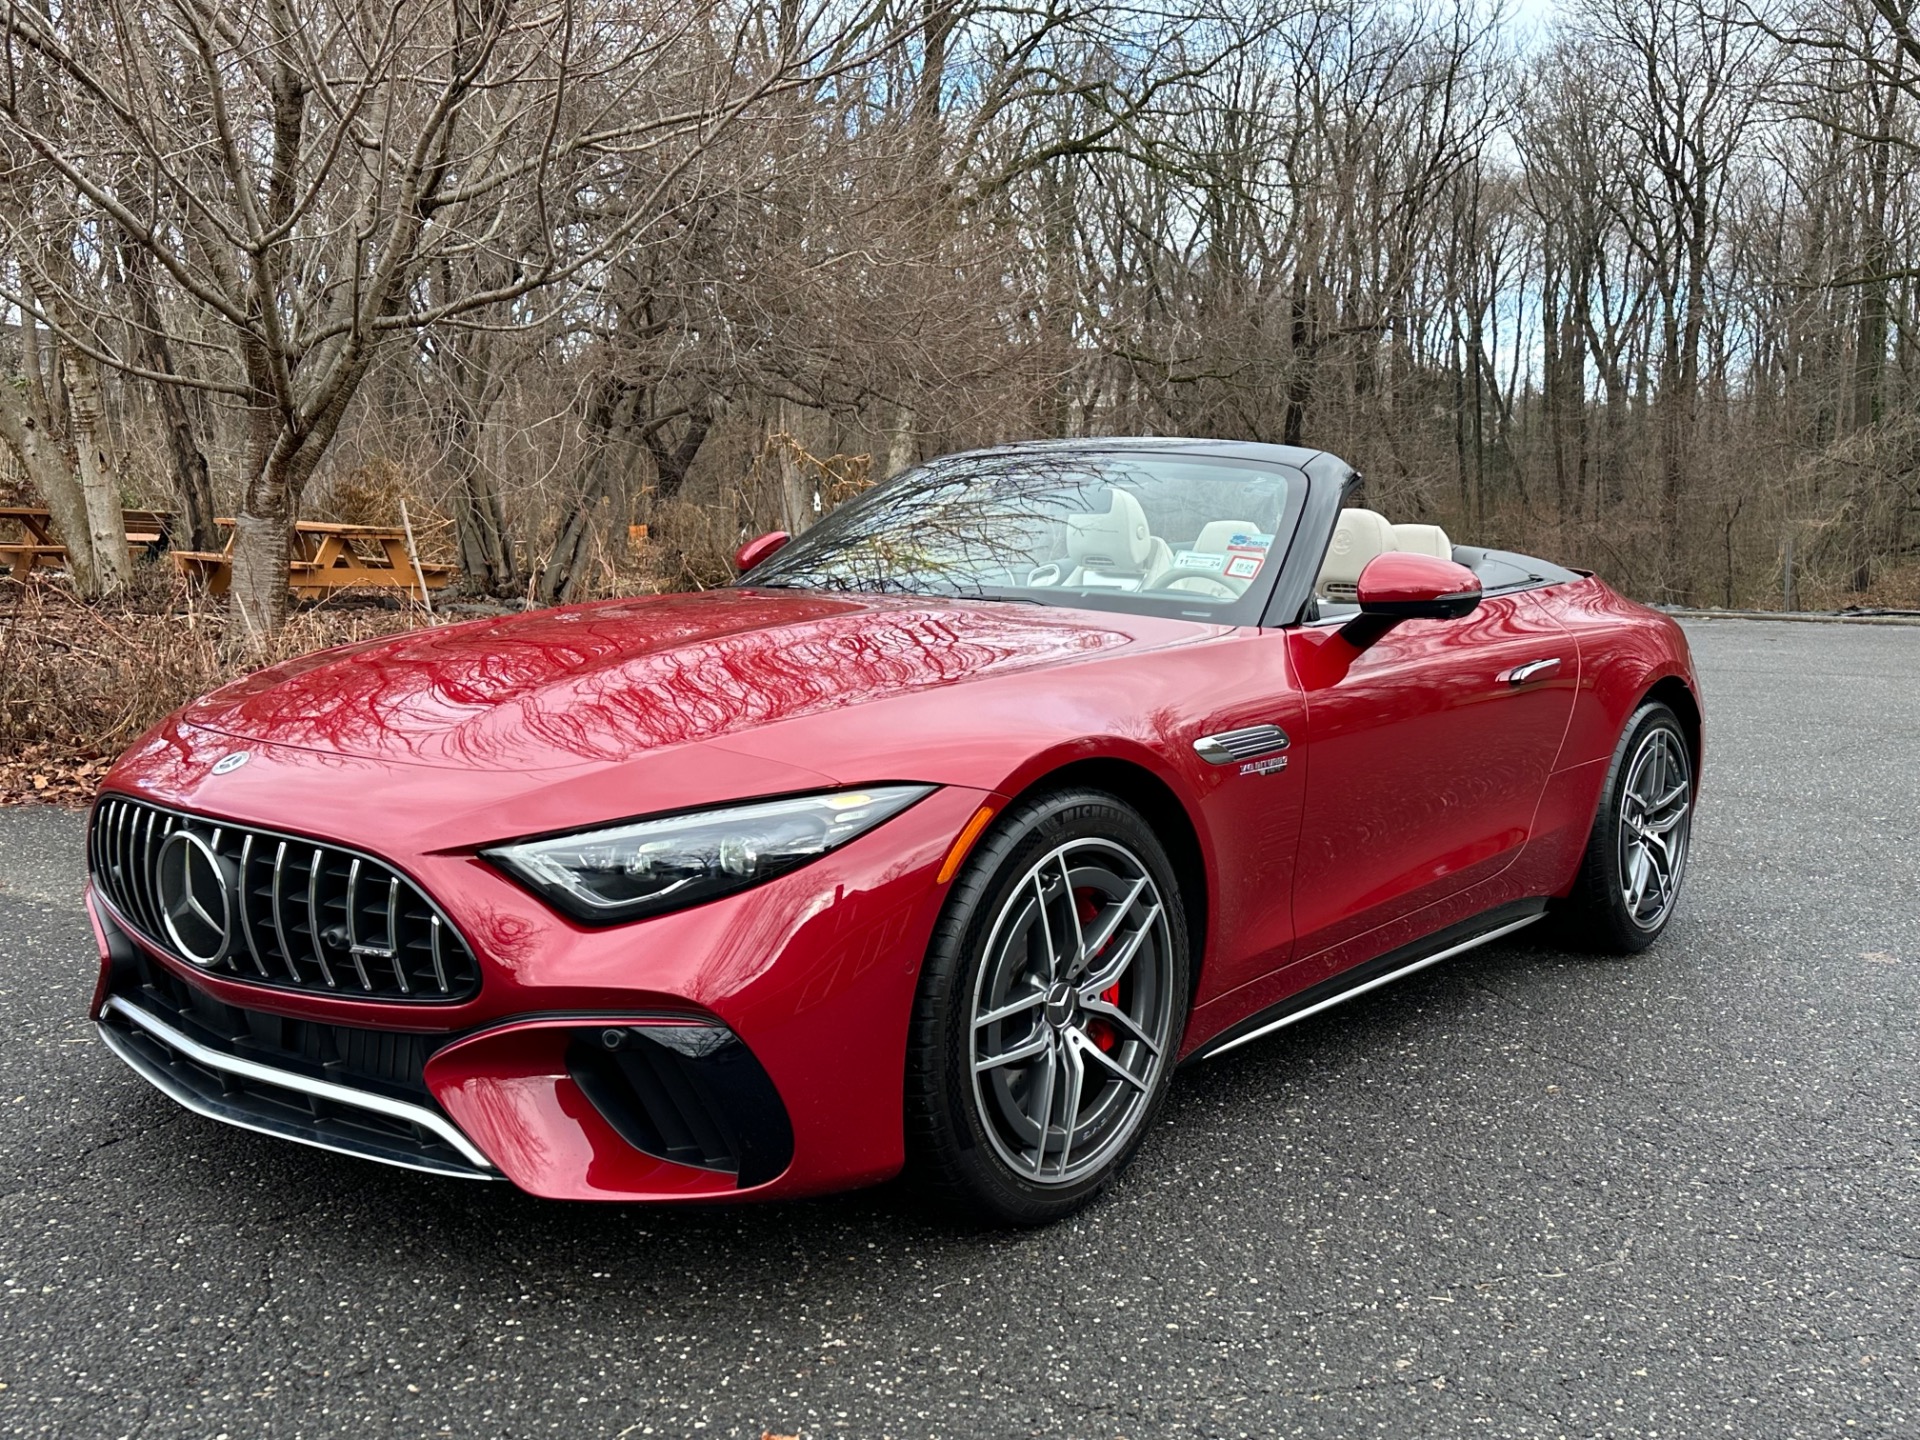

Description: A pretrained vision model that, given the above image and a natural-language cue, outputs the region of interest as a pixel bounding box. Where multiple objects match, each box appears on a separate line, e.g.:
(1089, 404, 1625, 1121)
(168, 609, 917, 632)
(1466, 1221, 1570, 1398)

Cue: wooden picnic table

(0, 506, 172, 582)
(173, 518, 456, 601)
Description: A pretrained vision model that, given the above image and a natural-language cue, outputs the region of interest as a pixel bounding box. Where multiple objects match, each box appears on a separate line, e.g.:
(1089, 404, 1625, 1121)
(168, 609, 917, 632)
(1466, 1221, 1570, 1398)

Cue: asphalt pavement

(1, 618, 1916, 1439)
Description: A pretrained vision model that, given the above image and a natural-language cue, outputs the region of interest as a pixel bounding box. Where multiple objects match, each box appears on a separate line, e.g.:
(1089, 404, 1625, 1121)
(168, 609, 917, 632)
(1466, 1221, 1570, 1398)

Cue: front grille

(90, 794, 480, 1002)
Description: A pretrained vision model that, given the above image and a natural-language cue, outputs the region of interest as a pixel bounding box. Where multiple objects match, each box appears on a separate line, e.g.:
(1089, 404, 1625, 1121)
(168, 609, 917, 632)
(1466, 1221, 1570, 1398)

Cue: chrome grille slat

(387, 877, 409, 995)
(237, 834, 271, 978)
(269, 840, 300, 984)
(344, 857, 371, 991)
(305, 847, 336, 989)
(429, 915, 449, 993)
(87, 796, 479, 1003)
(138, 809, 161, 935)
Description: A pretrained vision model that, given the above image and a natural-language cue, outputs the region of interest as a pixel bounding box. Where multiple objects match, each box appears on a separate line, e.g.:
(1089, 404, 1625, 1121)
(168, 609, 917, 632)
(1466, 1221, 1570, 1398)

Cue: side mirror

(732, 530, 791, 575)
(1355, 551, 1482, 620)
(1341, 552, 1481, 648)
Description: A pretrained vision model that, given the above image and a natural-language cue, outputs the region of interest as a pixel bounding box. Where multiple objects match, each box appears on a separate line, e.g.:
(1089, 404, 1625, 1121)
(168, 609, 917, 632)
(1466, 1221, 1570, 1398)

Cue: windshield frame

(734, 446, 1314, 627)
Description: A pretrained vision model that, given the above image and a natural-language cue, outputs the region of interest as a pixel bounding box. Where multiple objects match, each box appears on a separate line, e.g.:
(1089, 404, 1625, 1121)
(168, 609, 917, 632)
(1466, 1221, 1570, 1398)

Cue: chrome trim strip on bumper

(1200, 912, 1545, 1060)
(97, 994, 496, 1177)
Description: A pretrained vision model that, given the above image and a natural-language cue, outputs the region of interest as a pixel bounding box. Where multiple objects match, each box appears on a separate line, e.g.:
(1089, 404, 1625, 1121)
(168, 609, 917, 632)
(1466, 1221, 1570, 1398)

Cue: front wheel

(905, 790, 1190, 1225)
(1560, 700, 1695, 952)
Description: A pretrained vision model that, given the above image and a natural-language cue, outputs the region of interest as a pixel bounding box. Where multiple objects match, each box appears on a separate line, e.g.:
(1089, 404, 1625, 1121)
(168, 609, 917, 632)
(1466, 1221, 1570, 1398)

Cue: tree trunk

(774, 403, 815, 534)
(60, 348, 132, 594)
(228, 502, 292, 644)
(451, 458, 518, 598)
(1282, 268, 1312, 450)
(884, 406, 918, 479)
(121, 241, 218, 549)
(537, 469, 611, 604)
(0, 381, 101, 594)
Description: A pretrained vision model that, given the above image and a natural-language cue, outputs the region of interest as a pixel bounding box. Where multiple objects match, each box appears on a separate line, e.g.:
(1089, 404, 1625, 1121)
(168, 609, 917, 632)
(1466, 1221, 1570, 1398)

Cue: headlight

(482, 785, 935, 924)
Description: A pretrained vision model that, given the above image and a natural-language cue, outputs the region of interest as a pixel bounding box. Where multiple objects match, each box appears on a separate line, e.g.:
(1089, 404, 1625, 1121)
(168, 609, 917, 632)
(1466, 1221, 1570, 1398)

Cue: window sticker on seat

(1225, 554, 1263, 580)
(1174, 551, 1226, 572)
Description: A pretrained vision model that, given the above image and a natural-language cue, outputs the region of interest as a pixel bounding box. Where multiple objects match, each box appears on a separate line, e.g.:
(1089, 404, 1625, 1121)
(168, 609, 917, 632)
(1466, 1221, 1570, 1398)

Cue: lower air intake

(567, 1025, 794, 1189)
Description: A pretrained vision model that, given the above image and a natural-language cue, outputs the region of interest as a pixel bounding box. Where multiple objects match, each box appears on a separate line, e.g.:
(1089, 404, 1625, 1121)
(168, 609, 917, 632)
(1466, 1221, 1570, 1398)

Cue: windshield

(741, 449, 1303, 623)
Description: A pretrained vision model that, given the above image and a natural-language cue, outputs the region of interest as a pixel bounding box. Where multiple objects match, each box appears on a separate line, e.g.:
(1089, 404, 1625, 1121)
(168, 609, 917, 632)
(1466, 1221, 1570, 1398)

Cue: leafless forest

(4, 0, 1920, 648)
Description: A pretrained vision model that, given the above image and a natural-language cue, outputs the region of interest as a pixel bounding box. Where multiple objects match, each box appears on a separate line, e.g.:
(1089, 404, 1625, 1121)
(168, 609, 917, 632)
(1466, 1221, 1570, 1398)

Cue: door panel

(1284, 592, 1576, 977)
(1179, 633, 1311, 1009)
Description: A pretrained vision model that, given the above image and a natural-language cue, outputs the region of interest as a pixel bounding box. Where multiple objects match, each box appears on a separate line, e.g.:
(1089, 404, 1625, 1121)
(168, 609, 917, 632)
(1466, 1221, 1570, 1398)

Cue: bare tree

(0, 0, 898, 640)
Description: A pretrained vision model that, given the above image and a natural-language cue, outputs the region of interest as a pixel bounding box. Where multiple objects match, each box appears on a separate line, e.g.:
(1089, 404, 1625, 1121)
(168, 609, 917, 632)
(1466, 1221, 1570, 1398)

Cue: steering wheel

(1146, 575, 1238, 601)
(1026, 562, 1064, 587)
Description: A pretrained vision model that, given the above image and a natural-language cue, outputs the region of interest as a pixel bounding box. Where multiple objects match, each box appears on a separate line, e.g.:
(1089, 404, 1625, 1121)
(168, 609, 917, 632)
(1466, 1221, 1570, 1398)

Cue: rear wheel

(1560, 700, 1694, 952)
(905, 790, 1189, 1225)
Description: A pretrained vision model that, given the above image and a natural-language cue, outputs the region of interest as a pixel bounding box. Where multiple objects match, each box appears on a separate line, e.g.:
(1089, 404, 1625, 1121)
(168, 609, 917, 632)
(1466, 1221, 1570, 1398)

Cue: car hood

(179, 588, 1201, 772)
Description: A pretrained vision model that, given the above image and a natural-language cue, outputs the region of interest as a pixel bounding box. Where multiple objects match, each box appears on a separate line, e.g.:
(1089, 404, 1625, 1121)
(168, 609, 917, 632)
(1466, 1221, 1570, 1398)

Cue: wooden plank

(293, 521, 408, 538)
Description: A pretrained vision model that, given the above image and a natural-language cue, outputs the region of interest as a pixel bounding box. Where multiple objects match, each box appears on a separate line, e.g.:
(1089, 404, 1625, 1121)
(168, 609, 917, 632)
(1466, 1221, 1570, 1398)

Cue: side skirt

(1186, 899, 1548, 1063)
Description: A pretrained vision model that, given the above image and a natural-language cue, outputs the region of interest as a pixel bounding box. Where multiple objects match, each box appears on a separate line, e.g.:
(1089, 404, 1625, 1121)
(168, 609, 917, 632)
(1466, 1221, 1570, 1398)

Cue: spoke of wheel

(1032, 872, 1061, 979)
(1025, 1040, 1058, 1178)
(974, 987, 1046, 1029)
(1058, 854, 1085, 967)
(1646, 784, 1690, 832)
(1624, 844, 1651, 912)
(975, 1029, 1050, 1074)
(1080, 876, 1148, 968)
(1643, 831, 1674, 894)
(1078, 995, 1161, 1057)
(1068, 1025, 1151, 1092)
(1053, 1040, 1085, 1178)
(1080, 904, 1160, 993)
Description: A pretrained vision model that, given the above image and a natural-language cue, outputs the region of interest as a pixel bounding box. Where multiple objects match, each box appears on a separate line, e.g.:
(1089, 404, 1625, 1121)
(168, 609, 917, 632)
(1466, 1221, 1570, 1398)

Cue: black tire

(1558, 699, 1695, 953)
(904, 789, 1191, 1225)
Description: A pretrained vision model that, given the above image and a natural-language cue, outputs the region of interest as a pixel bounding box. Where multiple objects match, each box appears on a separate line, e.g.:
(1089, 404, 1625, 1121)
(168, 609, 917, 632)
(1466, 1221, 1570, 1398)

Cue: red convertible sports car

(86, 439, 1700, 1223)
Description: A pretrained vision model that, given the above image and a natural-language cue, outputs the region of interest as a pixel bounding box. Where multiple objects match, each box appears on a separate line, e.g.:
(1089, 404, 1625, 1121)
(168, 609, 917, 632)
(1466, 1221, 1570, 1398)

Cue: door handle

(1497, 657, 1561, 687)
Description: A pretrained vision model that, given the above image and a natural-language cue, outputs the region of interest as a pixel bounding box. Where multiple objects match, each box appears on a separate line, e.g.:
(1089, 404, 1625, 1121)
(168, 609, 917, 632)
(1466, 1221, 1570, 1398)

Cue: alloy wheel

(968, 838, 1175, 1186)
(1617, 725, 1692, 931)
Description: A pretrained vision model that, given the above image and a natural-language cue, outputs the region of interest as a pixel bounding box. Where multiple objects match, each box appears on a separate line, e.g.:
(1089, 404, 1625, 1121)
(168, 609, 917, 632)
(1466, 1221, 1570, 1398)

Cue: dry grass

(0, 580, 436, 805)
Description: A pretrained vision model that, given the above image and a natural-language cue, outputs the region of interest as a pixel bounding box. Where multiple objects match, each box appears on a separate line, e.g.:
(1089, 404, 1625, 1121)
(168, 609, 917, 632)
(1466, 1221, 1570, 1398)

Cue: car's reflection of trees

(187, 596, 1126, 767)
(183, 455, 1282, 766)
(754, 454, 1289, 596)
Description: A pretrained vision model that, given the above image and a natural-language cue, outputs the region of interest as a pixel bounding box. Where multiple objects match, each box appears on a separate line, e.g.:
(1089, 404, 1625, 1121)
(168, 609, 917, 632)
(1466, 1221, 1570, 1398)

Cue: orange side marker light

(936, 804, 999, 885)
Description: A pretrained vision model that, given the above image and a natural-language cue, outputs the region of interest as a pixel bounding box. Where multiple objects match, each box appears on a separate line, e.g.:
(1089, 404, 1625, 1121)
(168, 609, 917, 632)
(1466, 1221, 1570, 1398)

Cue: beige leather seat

(1316, 507, 1396, 600)
(1390, 523, 1452, 560)
(1065, 489, 1170, 588)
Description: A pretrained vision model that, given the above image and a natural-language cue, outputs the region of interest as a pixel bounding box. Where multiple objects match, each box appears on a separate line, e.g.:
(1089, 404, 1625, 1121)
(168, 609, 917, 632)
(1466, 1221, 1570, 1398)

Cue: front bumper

(88, 783, 990, 1201)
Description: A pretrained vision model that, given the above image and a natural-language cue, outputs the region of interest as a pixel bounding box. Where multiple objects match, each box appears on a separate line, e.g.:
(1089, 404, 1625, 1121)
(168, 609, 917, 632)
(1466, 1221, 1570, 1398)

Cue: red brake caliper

(1076, 888, 1120, 1052)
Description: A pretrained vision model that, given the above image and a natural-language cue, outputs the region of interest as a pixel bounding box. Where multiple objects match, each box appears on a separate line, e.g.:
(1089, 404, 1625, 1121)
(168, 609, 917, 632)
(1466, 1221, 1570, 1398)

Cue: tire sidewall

(915, 789, 1190, 1222)
(1590, 702, 1692, 952)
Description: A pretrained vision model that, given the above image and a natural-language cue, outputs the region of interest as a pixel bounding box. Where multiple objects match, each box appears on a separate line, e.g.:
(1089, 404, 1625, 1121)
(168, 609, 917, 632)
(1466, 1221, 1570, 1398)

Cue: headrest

(1067, 489, 1153, 574)
(1318, 508, 1395, 593)
(1190, 520, 1258, 555)
(1391, 523, 1452, 560)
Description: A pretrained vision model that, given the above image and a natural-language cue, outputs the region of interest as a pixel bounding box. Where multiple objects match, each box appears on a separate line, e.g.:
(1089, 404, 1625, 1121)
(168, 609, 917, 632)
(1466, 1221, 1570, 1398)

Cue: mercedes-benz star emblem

(211, 751, 250, 776)
(155, 830, 234, 967)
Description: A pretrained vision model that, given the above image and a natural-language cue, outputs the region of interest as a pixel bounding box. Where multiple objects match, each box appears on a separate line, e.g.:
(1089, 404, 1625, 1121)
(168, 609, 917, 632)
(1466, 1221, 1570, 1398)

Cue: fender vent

(1193, 724, 1290, 765)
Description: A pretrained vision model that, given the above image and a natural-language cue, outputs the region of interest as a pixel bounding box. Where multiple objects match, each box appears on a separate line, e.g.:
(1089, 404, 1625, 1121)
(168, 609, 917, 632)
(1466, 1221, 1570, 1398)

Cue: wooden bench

(0, 542, 68, 582)
(173, 519, 457, 601)
(0, 506, 175, 581)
